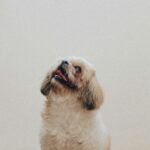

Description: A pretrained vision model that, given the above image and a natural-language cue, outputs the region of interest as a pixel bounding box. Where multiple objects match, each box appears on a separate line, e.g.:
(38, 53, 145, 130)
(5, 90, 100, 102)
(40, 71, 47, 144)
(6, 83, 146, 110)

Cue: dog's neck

(43, 93, 98, 120)
(42, 93, 102, 138)
(47, 91, 76, 103)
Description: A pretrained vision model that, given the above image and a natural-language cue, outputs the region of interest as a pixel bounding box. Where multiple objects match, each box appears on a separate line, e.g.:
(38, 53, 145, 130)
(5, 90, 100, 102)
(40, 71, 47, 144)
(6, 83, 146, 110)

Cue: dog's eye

(74, 66, 81, 73)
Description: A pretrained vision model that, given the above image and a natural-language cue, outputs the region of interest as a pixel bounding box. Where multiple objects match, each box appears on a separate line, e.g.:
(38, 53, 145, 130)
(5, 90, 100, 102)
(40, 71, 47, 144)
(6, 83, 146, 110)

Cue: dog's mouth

(52, 67, 77, 89)
(54, 69, 68, 82)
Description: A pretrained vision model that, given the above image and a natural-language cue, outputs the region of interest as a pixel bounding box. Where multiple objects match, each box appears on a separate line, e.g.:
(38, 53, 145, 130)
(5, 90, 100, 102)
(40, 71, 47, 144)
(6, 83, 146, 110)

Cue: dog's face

(41, 57, 103, 110)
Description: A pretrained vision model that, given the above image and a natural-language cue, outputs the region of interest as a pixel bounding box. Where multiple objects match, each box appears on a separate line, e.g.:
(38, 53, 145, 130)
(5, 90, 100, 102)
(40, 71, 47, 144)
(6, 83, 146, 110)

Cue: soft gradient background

(1, 0, 150, 150)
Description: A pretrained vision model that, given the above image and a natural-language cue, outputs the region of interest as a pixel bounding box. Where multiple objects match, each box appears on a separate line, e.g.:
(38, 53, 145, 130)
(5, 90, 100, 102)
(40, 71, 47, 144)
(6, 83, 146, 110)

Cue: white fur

(40, 57, 110, 150)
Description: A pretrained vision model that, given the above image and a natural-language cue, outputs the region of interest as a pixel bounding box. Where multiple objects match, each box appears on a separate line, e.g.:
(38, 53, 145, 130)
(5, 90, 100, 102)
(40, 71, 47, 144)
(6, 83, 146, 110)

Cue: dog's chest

(42, 103, 90, 149)
(44, 101, 88, 135)
(41, 99, 107, 150)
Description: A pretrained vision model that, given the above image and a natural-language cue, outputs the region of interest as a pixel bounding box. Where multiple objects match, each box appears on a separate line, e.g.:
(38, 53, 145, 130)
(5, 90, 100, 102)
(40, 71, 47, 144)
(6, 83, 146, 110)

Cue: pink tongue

(55, 70, 67, 81)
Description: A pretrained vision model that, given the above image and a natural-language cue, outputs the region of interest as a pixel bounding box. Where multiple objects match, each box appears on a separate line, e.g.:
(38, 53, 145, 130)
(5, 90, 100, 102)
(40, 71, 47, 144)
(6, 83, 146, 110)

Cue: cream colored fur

(40, 57, 110, 150)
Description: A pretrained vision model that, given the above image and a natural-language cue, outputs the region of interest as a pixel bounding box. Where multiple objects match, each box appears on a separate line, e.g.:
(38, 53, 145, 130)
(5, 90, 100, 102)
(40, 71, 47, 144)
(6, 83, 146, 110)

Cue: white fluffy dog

(40, 57, 110, 150)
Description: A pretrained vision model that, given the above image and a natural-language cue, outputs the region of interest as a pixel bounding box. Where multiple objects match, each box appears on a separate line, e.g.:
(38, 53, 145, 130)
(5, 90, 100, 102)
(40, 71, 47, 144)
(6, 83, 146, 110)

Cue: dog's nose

(62, 60, 68, 65)
(61, 60, 68, 69)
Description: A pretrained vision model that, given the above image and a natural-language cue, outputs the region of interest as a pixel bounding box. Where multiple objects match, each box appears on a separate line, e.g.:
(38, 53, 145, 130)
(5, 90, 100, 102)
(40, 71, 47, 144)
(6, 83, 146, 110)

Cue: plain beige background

(1, 0, 150, 150)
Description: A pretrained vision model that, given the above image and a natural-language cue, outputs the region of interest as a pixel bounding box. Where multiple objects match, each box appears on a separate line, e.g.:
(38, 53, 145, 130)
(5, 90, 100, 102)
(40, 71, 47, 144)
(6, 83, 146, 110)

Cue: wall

(1, 0, 150, 149)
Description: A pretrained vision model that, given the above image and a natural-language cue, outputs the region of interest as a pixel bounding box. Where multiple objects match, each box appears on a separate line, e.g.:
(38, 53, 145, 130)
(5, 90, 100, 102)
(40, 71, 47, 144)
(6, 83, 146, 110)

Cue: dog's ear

(40, 73, 51, 96)
(79, 77, 103, 110)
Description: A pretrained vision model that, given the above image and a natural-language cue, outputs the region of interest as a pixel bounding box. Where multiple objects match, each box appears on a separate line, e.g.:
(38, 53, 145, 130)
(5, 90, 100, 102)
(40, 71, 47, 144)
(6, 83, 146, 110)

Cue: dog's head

(41, 57, 103, 110)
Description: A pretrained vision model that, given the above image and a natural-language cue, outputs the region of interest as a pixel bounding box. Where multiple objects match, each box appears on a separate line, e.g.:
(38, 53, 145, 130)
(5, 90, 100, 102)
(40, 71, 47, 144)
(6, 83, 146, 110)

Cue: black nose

(61, 60, 69, 69)
(58, 60, 68, 74)
(62, 60, 68, 65)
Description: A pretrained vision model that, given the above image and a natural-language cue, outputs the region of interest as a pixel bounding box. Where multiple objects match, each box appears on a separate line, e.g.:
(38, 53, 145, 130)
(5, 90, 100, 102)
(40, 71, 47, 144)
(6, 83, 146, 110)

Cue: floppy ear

(79, 77, 103, 110)
(40, 73, 52, 96)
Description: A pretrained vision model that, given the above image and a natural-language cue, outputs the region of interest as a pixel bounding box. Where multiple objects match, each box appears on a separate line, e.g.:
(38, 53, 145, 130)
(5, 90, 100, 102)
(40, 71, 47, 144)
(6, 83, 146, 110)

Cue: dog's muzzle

(52, 60, 77, 89)
(58, 61, 68, 75)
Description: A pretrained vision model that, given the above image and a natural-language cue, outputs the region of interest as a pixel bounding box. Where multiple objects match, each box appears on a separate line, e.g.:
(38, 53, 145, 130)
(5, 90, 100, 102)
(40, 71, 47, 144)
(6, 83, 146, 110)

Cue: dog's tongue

(55, 70, 67, 81)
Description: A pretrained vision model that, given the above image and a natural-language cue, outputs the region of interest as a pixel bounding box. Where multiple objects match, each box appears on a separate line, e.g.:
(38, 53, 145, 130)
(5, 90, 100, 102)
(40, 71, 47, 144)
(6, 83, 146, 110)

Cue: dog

(40, 57, 110, 150)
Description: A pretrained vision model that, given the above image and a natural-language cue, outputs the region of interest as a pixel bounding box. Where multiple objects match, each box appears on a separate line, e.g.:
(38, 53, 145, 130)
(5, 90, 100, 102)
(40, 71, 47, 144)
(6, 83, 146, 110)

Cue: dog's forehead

(70, 59, 86, 67)
(67, 57, 92, 67)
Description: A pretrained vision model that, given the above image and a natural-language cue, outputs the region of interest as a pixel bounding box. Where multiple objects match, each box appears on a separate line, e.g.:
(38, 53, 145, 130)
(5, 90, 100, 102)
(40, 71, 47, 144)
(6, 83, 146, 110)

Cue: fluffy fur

(40, 57, 110, 150)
